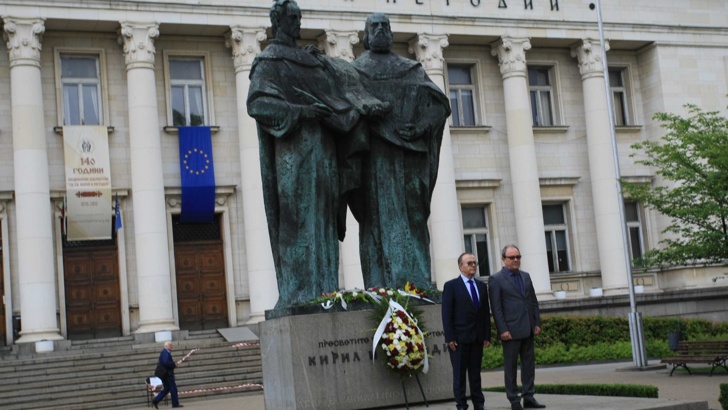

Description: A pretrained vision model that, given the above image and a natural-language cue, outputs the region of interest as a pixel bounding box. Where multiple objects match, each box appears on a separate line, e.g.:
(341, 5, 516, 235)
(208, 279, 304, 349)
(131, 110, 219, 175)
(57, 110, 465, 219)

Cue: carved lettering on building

(344, 0, 561, 11)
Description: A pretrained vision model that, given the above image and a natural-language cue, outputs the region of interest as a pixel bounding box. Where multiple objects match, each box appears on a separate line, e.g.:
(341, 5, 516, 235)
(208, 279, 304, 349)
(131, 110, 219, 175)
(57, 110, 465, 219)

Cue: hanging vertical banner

(63, 125, 112, 240)
(179, 126, 215, 223)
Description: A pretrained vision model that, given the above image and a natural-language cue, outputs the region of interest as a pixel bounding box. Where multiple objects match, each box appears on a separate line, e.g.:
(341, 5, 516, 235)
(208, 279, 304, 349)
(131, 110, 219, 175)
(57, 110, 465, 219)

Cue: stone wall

(260, 304, 454, 410)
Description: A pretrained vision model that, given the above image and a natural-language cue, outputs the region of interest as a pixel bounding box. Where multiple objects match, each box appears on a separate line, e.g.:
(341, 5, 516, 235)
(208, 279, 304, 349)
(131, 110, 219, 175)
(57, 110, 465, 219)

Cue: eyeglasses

(505, 255, 522, 260)
(465, 261, 478, 266)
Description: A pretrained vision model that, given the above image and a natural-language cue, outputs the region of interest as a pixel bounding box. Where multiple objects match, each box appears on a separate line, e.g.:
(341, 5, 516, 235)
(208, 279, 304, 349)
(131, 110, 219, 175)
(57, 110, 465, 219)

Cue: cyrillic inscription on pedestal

(260, 304, 453, 410)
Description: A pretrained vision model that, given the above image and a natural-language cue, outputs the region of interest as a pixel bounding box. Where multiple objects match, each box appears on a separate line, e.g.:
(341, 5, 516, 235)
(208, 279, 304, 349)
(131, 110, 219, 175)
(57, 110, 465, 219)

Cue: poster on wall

(63, 125, 112, 241)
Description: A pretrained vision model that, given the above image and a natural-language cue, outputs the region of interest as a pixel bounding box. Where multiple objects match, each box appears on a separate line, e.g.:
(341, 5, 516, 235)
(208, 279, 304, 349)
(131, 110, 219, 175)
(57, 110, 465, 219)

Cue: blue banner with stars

(179, 126, 215, 223)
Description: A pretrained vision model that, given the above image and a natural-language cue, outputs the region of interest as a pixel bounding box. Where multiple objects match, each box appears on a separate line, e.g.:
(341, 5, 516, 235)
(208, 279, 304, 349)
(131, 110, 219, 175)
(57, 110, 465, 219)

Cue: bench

(660, 340, 728, 376)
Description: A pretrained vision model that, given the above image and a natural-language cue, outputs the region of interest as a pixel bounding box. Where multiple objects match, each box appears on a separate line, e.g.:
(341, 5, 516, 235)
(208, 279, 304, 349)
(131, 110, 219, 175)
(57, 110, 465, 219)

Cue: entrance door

(64, 248, 122, 339)
(174, 242, 228, 330)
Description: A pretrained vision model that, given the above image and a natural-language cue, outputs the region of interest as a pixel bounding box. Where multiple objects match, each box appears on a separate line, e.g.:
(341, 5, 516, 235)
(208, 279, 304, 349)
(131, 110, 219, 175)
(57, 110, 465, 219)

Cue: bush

(483, 383, 658, 398)
(482, 340, 673, 369)
(720, 383, 728, 410)
(481, 315, 726, 369)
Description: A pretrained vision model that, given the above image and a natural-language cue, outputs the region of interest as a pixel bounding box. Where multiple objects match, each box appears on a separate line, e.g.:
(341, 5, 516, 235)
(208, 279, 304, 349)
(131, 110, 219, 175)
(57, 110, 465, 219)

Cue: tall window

(447, 64, 477, 127)
(528, 67, 555, 126)
(60, 55, 102, 125)
(624, 201, 645, 265)
(543, 204, 570, 273)
(169, 58, 208, 126)
(461, 205, 491, 277)
(609, 68, 630, 126)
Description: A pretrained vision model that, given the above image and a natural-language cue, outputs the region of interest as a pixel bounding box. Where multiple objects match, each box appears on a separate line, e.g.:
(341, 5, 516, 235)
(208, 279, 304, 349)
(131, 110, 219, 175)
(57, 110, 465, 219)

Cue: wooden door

(175, 242, 228, 331)
(64, 248, 122, 339)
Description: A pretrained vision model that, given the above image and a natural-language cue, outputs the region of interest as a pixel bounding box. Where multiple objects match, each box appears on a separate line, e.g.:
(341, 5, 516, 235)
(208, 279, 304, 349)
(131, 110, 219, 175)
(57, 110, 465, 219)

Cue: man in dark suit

(489, 245, 545, 410)
(152, 341, 183, 408)
(442, 252, 492, 410)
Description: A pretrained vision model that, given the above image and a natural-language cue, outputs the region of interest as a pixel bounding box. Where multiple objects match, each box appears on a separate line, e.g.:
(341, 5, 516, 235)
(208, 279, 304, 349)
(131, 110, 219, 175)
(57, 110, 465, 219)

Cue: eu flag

(179, 126, 215, 223)
(115, 193, 123, 232)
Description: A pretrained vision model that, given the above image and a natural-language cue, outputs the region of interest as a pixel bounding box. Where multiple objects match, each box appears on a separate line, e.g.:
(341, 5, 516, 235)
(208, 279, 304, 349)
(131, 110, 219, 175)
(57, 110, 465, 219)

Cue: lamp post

(591, 0, 648, 368)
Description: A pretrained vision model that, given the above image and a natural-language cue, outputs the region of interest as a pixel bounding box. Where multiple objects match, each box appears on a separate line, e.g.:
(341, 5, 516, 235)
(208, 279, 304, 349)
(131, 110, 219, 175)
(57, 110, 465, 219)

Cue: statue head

(363, 13, 392, 53)
(270, 0, 302, 41)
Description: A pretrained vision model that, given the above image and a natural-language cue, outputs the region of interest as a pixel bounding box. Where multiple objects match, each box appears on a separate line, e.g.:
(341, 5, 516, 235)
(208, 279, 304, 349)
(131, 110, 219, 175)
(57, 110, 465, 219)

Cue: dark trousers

(154, 374, 180, 407)
(502, 336, 536, 403)
(449, 341, 485, 409)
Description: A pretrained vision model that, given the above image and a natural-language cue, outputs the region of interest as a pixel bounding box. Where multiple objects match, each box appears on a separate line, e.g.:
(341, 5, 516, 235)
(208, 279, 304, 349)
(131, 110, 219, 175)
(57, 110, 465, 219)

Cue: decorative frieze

(3, 18, 45, 68)
(408, 33, 448, 75)
(317, 30, 359, 62)
(226, 27, 267, 73)
(490, 36, 531, 79)
(117, 22, 160, 69)
(571, 38, 610, 79)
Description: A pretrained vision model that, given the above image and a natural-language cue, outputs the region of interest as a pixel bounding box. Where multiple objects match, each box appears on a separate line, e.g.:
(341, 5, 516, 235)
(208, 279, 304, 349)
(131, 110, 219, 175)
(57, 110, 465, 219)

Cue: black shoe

(151, 401, 159, 409)
(523, 398, 546, 408)
(511, 403, 524, 410)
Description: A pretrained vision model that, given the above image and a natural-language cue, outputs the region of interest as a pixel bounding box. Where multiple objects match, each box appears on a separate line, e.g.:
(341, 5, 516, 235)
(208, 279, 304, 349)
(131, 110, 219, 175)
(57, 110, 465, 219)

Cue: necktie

(513, 272, 525, 295)
(468, 279, 480, 310)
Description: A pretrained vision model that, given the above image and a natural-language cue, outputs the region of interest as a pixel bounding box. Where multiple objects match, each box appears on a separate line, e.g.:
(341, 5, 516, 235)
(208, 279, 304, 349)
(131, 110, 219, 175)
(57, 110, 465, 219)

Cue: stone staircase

(0, 329, 263, 410)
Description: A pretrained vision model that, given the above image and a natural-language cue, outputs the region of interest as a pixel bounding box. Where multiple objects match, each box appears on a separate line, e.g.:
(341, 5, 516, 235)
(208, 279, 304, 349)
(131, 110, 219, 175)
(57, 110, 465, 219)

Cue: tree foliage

(622, 104, 728, 266)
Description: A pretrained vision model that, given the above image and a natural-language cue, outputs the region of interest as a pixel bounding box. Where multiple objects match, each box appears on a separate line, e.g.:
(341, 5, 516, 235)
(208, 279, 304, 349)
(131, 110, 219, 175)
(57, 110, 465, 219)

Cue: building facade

(0, 0, 727, 349)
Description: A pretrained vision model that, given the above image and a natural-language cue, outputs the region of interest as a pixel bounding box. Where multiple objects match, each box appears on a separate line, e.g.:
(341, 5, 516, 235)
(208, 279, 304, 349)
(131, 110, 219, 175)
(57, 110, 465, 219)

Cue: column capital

(3, 18, 45, 68)
(570, 38, 610, 79)
(317, 30, 359, 62)
(226, 26, 267, 73)
(117, 22, 159, 70)
(490, 37, 531, 79)
(408, 33, 449, 75)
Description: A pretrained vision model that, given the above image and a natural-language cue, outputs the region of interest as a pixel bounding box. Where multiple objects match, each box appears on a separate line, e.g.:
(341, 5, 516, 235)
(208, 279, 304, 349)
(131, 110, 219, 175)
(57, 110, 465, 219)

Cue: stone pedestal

(260, 304, 452, 409)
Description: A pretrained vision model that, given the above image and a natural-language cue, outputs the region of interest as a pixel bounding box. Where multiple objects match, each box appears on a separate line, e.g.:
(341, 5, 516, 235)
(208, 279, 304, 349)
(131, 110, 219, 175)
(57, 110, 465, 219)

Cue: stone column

(317, 30, 365, 290)
(571, 39, 628, 293)
(3, 17, 63, 345)
(226, 27, 279, 322)
(490, 37, 550, 295)
(118, 22, 177, 334)
(409, 33, 463, 290)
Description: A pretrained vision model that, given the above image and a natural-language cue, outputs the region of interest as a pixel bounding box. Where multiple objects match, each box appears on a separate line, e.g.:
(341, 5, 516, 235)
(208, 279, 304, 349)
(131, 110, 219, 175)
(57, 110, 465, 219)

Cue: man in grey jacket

(488, 245, 545, 410)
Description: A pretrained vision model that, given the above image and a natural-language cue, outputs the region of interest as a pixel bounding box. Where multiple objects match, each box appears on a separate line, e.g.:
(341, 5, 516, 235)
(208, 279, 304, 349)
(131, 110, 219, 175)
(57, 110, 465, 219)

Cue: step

(0, 333, 263, 409)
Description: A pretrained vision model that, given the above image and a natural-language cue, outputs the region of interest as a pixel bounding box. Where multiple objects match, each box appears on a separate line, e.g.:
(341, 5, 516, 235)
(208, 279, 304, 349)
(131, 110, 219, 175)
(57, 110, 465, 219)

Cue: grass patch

(483, 383, 658, 398)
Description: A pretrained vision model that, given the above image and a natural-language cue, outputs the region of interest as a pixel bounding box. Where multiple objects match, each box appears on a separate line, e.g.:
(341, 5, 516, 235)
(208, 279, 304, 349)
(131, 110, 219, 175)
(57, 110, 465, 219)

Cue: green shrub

(482, 340, 674, 369)
(719, 383, 727, 410)
(483, 384, 658, 398)
(481, 315, 726, 369)
(522, 315, 727, 348)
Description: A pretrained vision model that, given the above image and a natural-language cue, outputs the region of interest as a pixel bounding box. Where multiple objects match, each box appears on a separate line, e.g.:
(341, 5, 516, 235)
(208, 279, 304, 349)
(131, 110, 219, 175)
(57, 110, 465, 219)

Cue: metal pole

(593, 0, 648, 367)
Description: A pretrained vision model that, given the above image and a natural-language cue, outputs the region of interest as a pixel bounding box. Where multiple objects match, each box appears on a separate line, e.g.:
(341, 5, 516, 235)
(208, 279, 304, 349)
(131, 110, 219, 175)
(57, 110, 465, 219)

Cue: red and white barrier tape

(230, 341, 260, 348)
(152, 343, 263, 395)
(180, 383, 264, 395)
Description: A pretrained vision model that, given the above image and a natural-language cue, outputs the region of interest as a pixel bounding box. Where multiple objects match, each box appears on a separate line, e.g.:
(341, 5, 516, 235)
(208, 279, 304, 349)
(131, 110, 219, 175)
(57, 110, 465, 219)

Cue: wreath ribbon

(397, 289, 435, 304)
(321, 292, 348, 310)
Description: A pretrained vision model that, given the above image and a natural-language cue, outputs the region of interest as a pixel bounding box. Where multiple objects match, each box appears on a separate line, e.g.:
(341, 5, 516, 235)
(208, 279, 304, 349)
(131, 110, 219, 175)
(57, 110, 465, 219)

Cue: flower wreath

(372, 298, 429, 374)
(312, 283, 436, 375)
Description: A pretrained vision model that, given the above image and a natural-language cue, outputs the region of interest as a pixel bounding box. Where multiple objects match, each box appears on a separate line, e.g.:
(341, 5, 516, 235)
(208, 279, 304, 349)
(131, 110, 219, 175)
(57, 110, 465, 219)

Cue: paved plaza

(126, 360, 724, 409)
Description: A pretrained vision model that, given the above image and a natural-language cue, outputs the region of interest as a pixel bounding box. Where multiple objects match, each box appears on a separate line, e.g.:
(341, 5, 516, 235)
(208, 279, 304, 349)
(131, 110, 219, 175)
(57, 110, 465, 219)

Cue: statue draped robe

(350, 50, 451, 289)
(247, 41, 369, 308)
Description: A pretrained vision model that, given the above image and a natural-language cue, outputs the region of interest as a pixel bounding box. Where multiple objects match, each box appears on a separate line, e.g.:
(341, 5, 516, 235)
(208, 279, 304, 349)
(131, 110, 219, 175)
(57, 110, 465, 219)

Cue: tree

(622, 104, 728, 267)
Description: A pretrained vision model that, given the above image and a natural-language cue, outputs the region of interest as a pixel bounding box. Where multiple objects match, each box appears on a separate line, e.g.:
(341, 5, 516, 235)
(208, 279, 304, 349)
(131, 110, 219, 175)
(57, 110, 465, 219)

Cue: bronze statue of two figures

(247, 1, 451, 311)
